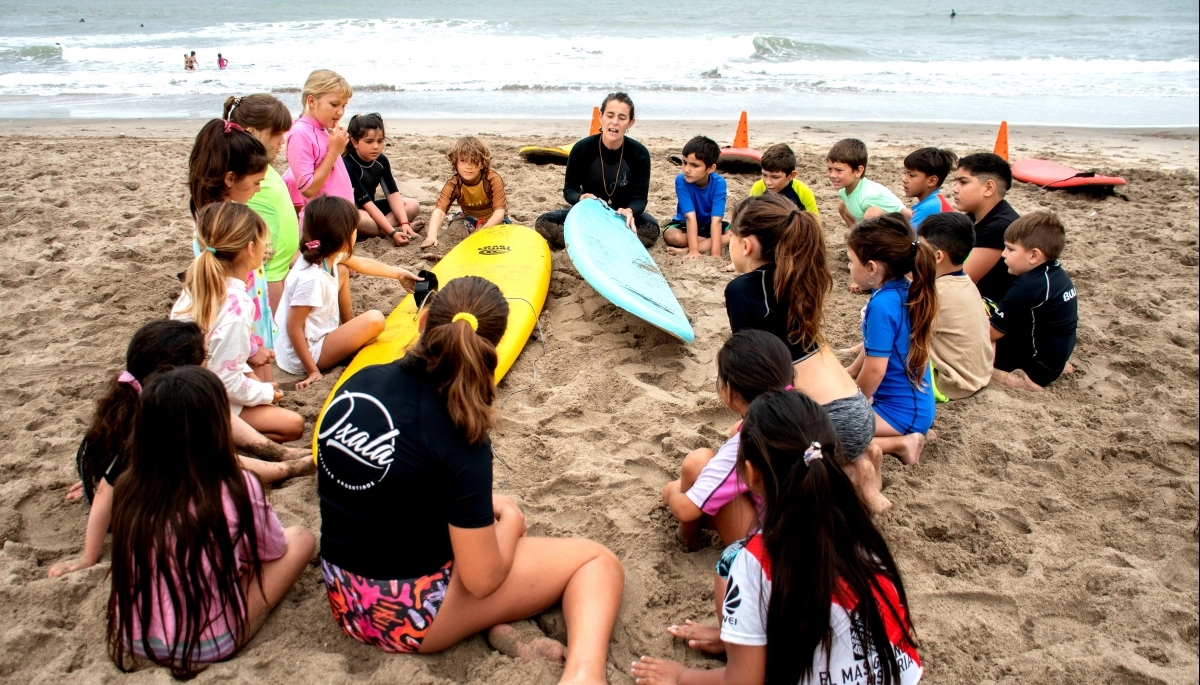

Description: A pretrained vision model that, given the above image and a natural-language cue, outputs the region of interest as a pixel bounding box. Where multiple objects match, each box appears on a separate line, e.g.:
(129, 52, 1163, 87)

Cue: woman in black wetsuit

(534, 92, 659, 249)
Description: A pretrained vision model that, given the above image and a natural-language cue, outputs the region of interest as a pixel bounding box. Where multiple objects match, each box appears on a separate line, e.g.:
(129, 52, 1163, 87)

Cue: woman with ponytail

(315, 276, 624, 681)
(845, 213, 939, 464)
(633, 392, 922, 685)
(726, 193, 890, 513)
(171, 202, 303, 443)
(224, 94, 298, 310)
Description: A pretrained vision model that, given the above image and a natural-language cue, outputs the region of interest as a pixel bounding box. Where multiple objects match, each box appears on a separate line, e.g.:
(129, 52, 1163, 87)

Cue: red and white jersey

(720, 534, 923, 685)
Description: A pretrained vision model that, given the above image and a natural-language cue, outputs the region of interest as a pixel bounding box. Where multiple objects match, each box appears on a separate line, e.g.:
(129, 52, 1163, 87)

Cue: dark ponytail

(78, 320, 205, 503)
(846, 213, 939, 386)
(406, 276, 509, 444)
(346, 112, 385, 141)
(730, 194, 832, 351)
(716, 330, 794, 406)
(223, 94, 293, 135)
(739, 391, 915, 685)
(300, 196, 358, 264)
(187, 118, 269, 214)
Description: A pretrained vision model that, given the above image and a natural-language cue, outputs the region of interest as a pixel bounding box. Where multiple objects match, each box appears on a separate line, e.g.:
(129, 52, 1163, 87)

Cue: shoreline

(1, 118, 1196, 170)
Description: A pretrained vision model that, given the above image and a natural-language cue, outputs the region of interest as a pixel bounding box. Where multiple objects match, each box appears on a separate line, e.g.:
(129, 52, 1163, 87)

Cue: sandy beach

(0, 118, 1196, 684)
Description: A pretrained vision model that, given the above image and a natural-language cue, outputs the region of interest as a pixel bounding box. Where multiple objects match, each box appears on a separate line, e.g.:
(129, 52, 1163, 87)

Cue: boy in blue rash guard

(663, 136, 729, 259)
(903, 147, 957, 230)
(990, 211, 1078, 391)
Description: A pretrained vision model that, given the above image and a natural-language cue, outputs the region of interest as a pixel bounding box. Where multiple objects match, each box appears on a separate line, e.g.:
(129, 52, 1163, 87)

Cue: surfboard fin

(733, 111, 749, 149)
(993, 121, 1009, 161)
(589, 106, 601, 136)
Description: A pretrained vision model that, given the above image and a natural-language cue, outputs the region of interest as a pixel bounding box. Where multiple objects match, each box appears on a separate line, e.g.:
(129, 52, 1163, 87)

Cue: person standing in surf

(535, 92, 658, 249)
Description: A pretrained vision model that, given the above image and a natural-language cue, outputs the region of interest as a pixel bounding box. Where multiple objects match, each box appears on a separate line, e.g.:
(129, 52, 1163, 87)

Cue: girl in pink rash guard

(283, 69, 354, 213)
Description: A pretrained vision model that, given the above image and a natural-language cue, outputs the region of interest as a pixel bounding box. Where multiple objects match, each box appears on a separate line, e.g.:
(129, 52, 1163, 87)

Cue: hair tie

(803, 441, 823, 466)
(452, 312, 479, 331)
(784, 384, 794, 391)
(911, 240, 919, 254)
(117, 370, 142, 394)
(204, 246, 216, 254)
(305, 240, 321, 250)
(223, 120, 243, 134)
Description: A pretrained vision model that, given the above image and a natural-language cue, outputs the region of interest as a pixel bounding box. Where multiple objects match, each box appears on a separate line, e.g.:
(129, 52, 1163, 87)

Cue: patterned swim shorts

(321, 557, 452, 653)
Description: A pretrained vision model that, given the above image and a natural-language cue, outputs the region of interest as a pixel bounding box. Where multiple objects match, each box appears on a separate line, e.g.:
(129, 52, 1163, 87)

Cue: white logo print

(318, 392, 399, 491)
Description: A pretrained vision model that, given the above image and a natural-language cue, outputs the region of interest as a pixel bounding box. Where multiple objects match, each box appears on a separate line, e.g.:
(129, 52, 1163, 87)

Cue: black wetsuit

(990, 260, 1078, 387)
(345, 149, 400, 215)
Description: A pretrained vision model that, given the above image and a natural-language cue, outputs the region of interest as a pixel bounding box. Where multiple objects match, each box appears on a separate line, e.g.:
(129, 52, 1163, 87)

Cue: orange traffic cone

(733, 111, 749, 149)
(589, 106, 601, 136)
(993, 121, 1009, 161)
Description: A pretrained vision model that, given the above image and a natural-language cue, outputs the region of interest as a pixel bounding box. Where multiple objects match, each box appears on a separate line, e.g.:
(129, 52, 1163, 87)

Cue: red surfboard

(1012, 159, 1126, 189)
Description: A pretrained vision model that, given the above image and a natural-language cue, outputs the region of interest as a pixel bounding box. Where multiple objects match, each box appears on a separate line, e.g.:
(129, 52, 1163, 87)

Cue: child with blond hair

(422, 136, 509, 247)
(283, 69, 354, 212)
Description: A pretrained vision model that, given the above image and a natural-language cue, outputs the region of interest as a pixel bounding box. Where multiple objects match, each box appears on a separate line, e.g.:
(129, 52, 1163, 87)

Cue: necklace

(599, 135, 623, 205)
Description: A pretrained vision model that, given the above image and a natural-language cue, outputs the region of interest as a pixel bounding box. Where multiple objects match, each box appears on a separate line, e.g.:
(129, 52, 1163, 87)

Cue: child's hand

(394, 268, 421, 291)
(65, 481, 84, 501)
(684, 250, 702, 260)
(328, 126, 349, 157)
(270, 382, 284, 404)
(296, 370, 323, 390)
(631, 656, 686, 685)
(48, 556, 95, 578)
(848, 282, 863, 294)
(389, 230, 410, 247)
(579, 193, 597, 201)
(616, 207, 636, 230)
(421, 235, 438, 248)
(249, 346, 274, 367)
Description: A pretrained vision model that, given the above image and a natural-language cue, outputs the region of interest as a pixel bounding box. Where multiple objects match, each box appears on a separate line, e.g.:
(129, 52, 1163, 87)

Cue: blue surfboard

(563, 199, 695, 343)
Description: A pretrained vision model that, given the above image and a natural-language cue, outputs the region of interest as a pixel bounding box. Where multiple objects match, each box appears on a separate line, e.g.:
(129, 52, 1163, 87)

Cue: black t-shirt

(990, 260, 1078, 373)
(316, 357, 495, 579)
(970, 199, 1020, 303)
(725, 264, 818, 363)
(563, 133, 651, 216)
(344, 150, 400, 209)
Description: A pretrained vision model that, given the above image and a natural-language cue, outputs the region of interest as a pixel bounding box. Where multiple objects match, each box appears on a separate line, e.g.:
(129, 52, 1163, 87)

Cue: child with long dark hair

(726, 194, 890, 512)
(661, 330, 790, 550)
(845, 213, 939, 464)
(172, 203, 303, 442)
(633, 391, 922, 685)
(344, 112, 423, 245)
(107, 366, 314, 678)
(273, 196, 419, 389)
(51, 320, 314, 579)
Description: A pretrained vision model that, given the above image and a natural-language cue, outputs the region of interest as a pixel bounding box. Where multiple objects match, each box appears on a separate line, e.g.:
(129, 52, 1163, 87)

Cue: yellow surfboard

(518, 142, 573, 165)
(312, 224, 552, 453)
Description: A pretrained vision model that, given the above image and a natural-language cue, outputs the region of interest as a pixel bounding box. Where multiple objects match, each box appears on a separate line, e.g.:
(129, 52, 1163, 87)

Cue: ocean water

(0, 0, 1196, 125)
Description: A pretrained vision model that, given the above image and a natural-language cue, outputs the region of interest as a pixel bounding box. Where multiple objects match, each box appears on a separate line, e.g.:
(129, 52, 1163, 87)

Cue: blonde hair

(447, 136, 491, 173)
(182, 203, 268, 333)
(301, 69, 352, 113)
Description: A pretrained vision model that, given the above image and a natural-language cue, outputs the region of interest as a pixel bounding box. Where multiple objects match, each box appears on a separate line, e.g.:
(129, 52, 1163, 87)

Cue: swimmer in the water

(218, 53, 228, 70)
(950, 9, 957, 17)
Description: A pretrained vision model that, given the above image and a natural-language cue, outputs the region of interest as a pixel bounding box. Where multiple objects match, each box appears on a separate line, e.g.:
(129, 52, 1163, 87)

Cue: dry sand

(0, 118, 1196, 684)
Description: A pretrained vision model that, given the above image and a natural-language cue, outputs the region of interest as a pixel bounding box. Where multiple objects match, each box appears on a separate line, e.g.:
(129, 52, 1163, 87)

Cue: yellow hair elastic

(451, 312, 478, 331)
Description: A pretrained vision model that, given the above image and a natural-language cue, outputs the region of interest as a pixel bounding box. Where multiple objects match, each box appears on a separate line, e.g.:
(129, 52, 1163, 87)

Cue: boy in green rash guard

(748, 143, 820, 216)
(225, 94, 300, 311)
(826, 138, 911, 228)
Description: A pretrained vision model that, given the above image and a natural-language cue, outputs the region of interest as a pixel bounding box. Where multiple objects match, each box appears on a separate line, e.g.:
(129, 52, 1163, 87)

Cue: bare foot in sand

(889, 433, 926, 466)
(991, 368, 1044, 392)
(408, 218, 427, 233)
(282, 456, 316, 479)
(487, 623, 566, 664)
(667, 619, 724, 654)
(1063, 362, 1076, 374)
(631, 656, 687, 685)
(664, 245, 686, 256)
(845, 444, 892, 516)
(721, 262, 736, 273)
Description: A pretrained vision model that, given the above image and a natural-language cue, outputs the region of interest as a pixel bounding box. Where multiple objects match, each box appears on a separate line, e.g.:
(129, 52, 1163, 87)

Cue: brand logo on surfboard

(477, 245, 511, 255)
(317, 391, 399, 491)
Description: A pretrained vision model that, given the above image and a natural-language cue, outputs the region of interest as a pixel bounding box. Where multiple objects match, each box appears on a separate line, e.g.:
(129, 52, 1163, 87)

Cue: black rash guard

(562, 133, 651, 216)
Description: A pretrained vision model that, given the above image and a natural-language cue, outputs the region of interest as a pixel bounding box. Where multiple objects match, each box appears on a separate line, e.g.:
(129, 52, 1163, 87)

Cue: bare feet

(721, 262, 736, 273)
(667, 620, 724, 654)
(408, 218, 427, 233)
(487, 623, 566, 664)
(896, 433, 926, 465)
(846, 444, 892, 516)
(631, 655, 687, 685)
(664, 245, 686, 256)
(282, 456, 317, 479)
(1063, 362, 1076, 374)
(991, 368, 1044, 392)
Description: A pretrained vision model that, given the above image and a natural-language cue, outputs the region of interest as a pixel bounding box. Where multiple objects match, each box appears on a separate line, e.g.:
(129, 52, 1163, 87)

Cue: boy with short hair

(748, 143, 820, 216)
(953, 152, 1020, 306)
(903, 147, 957, 229)
(827, 138, 907, 228)
(918, 212, 995, 400)
(663, 136, 729, 259)
(989, 211, 1078, 391)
